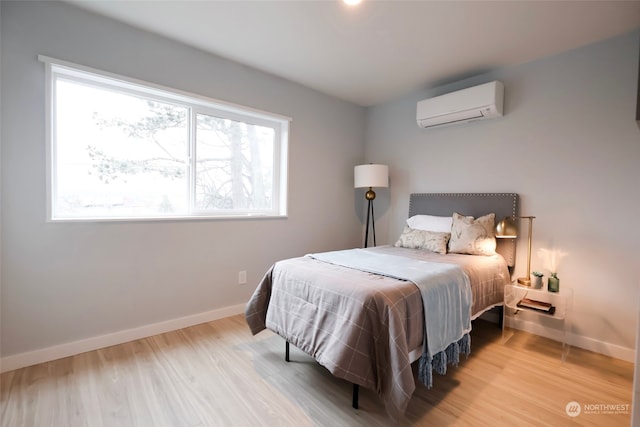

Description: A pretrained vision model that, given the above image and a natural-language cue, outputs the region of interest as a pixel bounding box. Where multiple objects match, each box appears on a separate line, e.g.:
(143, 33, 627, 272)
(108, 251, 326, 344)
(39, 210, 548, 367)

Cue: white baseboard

(3, 304, 634, 373)
(0, 303, 246, 373)
(506, 317, 636, 363)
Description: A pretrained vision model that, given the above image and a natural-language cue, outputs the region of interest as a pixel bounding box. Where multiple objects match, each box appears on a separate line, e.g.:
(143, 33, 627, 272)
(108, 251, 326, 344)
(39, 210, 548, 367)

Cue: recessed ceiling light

(343, 0, 363, 6)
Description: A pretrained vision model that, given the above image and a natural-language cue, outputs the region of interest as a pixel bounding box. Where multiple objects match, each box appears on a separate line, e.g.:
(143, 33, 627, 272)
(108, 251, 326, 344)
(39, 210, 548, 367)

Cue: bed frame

(286, 192, 519, 410)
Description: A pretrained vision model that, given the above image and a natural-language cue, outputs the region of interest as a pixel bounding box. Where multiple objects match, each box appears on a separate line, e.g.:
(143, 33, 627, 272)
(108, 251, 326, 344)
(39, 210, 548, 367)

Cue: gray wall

(0, 1, 365, 357)
(2, 0, 638, 364)
(366, 30, 640, 355)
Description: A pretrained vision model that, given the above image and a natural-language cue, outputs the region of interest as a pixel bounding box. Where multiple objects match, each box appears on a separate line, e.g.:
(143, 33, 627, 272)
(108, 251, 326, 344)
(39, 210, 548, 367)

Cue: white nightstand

(502, 282, 572, 361)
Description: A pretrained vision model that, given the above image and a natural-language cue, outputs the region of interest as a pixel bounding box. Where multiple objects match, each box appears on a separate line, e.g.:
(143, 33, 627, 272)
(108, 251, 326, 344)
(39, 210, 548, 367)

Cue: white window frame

(40, 55, 289, 222)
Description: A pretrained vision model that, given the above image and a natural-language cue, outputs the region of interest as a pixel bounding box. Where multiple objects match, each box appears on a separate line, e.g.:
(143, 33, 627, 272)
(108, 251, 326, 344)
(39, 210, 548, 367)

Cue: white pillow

(406, 215, 453, 233)
(448, 212, 497, 256)
(394, 226, 450, 254)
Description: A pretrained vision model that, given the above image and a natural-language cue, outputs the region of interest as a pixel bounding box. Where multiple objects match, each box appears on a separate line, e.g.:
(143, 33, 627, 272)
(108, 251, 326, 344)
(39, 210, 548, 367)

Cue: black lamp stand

(364, 187, 376, 248)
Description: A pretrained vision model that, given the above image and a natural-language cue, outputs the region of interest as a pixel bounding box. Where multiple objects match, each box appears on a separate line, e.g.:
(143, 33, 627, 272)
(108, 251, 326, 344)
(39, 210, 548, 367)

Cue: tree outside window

(47, 61, 288, 221)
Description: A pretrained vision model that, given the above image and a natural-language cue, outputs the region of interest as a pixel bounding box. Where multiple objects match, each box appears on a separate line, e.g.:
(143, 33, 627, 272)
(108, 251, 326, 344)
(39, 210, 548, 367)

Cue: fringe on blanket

(418, 333, 471, 388)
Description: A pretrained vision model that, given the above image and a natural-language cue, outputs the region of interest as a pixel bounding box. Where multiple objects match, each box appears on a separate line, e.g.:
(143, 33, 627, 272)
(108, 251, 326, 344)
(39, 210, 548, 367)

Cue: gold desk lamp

(495, 216, 536, 286)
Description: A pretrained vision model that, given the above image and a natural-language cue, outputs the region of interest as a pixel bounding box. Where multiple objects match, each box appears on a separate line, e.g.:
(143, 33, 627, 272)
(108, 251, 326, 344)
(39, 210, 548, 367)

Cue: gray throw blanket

(310, 248, 472, 387)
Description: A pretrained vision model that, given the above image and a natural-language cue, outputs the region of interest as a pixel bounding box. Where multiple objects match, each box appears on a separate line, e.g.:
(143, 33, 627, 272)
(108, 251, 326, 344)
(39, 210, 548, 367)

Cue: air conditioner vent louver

(417, 81, 504, 129)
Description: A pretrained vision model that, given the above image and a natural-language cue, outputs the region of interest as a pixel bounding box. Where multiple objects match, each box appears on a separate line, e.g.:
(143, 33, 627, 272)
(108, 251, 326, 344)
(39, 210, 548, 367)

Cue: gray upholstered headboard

(408, 193, 519, 267)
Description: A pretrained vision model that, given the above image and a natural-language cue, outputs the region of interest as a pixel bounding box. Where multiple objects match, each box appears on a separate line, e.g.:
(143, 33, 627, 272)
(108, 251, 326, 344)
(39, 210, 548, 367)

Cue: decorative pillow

(406, 214, 453, 233)
(394, 226, 450, 254)
(448, 212, 497, 256)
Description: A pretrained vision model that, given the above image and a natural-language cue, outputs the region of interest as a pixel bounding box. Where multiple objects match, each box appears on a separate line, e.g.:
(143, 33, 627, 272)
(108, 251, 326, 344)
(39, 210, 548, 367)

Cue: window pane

(54, 79, 188, 218)
(45, 58, 288, 221)
(195, 113, 275, 211)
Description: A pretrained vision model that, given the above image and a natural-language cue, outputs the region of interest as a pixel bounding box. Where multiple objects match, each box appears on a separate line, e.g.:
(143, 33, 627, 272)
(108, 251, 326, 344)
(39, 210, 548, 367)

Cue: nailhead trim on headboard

(408, 193, 519, 268)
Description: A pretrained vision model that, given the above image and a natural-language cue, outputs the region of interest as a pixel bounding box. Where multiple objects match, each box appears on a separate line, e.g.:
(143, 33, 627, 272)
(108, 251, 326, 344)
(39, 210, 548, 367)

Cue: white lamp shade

(354, 164, 389, 188)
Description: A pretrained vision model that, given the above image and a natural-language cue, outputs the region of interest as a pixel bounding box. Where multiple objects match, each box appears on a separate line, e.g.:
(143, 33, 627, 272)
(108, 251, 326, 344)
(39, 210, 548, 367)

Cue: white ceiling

(68, 0, 640, 107)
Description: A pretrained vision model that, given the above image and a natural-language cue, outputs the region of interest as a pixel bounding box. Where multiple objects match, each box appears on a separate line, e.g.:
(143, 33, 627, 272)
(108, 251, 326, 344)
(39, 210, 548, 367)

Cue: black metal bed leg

(285, 340, 358, 409)
(352, 384, 359, 409)
(498, 305, 504, 329)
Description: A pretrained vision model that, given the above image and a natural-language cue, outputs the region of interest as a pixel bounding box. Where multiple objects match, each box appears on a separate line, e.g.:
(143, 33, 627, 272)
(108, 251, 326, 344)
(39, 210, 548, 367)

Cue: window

(42, 56, 289, 221)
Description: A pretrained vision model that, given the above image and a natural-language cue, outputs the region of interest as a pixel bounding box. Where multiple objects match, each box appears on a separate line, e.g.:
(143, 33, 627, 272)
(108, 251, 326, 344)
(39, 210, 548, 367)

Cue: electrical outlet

(238, 270, 247, 285)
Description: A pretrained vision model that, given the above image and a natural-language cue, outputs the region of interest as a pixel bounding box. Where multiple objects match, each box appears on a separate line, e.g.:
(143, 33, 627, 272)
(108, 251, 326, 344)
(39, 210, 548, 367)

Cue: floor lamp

(495, 215, 536, 286)
(354, 164, 389, 248)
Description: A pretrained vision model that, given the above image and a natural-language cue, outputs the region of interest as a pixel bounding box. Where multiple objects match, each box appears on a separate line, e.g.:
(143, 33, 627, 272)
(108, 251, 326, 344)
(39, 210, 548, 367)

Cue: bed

(245, 193, 518, 419)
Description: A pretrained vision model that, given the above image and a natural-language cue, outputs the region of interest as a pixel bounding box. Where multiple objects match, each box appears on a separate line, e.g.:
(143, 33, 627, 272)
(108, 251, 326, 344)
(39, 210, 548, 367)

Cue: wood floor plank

(1, 316, 633, 426)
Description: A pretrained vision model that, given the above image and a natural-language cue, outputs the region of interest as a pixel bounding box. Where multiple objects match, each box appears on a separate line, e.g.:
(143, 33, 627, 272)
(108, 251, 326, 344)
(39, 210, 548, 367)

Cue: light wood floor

(1, 315, 633, 426)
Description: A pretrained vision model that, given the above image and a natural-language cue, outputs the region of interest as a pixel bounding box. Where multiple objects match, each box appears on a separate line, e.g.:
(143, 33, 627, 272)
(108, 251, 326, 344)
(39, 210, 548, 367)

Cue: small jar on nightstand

(548, 273, 560, 292)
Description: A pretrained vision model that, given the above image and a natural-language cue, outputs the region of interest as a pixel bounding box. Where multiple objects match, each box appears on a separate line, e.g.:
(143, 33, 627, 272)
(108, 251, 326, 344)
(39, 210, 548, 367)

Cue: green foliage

(89, 100, 187, 183)
(86, 145, 184, 184)
(89, 99, 268, 210)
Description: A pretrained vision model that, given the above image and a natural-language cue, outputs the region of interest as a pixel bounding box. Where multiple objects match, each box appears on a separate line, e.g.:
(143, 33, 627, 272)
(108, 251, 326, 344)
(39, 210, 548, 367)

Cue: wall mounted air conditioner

(416, 81, 504, 129)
